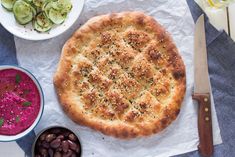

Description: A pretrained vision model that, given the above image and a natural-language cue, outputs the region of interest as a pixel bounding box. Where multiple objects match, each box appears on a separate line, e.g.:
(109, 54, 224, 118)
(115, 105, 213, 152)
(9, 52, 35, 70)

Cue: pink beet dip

(0, 69, 41, 135)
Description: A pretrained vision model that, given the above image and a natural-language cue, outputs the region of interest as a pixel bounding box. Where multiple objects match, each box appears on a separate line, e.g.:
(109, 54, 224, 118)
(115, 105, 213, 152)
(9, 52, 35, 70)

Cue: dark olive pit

(33, 127, 82, 157)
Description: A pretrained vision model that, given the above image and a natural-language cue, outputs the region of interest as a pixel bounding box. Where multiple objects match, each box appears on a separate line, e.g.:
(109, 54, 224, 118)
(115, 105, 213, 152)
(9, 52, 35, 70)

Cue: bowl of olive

(32, 126, 82, 157)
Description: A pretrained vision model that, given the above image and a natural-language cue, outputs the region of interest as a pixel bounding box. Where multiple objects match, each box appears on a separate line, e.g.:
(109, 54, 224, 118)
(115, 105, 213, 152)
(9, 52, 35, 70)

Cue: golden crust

(54, 12, 186, 139)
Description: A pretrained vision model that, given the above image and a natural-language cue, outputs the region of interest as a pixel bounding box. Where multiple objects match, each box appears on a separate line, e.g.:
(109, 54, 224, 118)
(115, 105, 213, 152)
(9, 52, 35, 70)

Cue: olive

(48, 148, 54, 157)
(75, 146, 80, 153)
(42, 141, 50, 149)
(54, 151, 62, 157)
(36, 141, 42, 147)
(57, 135, 65, 140)
(61, 140, 69, 153)
(46, 134, 56, 142)
(71, 153, 76, 157)
(68, 134, 77, 141)
(39, 148, 48, 157)
(67, 140, 77, 151)
(62, 149, 72, 157)
(63, 131, 70, 137)
(39, 133, 47, 141)
(56, 147, 63, 152)
(50, 138, 61, 149)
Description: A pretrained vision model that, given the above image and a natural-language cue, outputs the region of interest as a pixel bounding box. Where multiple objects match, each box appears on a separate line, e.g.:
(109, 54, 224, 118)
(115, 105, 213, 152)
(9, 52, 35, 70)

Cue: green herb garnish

(0, 118, 4, 127)
(16, 116, 20, 123)
(23, 101, 32, 107)
(23, 89, 30, 95)
(15, 74, 21, 84)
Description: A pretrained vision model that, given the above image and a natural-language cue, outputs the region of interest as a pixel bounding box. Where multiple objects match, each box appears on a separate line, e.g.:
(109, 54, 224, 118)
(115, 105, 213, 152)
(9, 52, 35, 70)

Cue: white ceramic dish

(0, 65, 44, 142)
(0, 0, 84, 40)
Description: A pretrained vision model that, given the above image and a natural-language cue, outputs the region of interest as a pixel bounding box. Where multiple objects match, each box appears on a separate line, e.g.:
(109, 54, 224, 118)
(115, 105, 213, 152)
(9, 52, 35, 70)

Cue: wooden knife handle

(192, 93, 213, 157)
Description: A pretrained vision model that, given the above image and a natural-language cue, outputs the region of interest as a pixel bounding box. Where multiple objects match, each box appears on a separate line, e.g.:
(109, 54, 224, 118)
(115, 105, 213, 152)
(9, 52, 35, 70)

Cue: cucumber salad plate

(0, 0, 84, 40)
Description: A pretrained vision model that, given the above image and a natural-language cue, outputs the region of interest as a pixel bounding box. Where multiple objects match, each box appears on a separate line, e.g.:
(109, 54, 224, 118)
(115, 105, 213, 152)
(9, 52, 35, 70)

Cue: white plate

(0, 0, 84, 40)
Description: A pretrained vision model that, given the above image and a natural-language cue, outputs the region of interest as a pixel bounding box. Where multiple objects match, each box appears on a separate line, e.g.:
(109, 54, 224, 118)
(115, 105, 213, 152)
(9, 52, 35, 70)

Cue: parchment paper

(14, 0, 222, 156)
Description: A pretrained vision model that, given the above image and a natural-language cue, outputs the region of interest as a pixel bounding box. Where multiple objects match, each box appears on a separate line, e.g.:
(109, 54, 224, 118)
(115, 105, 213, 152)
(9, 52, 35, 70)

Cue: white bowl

(0, 0, 84, 40)
(0, 65, 44, 142)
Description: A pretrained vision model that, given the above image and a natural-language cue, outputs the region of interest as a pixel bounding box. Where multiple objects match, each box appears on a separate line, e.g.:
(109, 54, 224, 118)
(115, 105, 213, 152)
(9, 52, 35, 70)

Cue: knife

(193, 14, 214, 157)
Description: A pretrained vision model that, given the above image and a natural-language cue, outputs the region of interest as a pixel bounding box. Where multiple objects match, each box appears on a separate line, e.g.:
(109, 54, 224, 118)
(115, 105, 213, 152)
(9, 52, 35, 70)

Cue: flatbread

(54, 12, 186, 138)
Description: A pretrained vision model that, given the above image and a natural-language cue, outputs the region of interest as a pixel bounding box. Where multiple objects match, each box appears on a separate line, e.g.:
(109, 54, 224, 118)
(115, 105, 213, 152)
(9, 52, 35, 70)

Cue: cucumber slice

(52, 0, 72, 12)
(1, 0, 16, 11)
(13, 0, 32, 18)
(61, 2, 72, 13)
(13, 0, 34, 24)
(23, 0, 32, 3)
(42, 1, 53, 17)
(42, 0, 49, 10)
(36, 12, 52, 28)
(32, 0, 46, 7)
(33, 19, 52, 32)
(30, 5, 37, 16)
(15, 11, 33, 25)
(48, 8, 66, 24)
